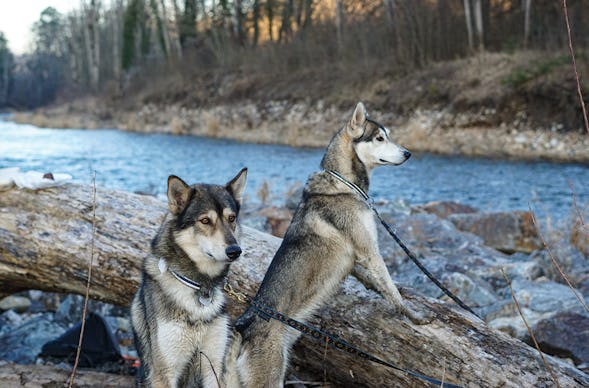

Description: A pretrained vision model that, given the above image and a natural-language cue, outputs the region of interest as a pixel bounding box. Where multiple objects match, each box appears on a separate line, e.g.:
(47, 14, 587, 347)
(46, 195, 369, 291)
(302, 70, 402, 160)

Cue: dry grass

(69, 171, 97, 387)
(529, 207, 589, 314)
(501, 268, 561, 388)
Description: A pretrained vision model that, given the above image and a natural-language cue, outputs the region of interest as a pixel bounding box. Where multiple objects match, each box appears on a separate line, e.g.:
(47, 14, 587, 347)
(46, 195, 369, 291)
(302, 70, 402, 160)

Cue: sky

(0, 1, 76, 55)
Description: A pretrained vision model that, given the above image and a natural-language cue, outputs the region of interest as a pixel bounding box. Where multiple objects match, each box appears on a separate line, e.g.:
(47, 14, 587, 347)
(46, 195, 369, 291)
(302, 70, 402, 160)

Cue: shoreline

(10, 100, 589, 164)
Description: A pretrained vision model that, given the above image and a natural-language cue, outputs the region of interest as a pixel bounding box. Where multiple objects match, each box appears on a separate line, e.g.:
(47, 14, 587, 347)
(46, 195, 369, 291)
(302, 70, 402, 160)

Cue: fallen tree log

(1, 184, 588, 387)
(0, 362, 134, 387)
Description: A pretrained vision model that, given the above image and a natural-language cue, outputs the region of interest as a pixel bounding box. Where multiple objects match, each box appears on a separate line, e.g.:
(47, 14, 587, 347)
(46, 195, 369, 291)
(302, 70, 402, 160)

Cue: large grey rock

(413, 200, 478, 219)
(508, 278, 586, 314)
(449, 211, 542, 253)
(442, 272, 499, 307)
(0, 313, 66, 364)
(488, 278, 588, 339)
(529, 242, 589, 283)
(0, 296, 31, 313)
(533, 311, 589, 367)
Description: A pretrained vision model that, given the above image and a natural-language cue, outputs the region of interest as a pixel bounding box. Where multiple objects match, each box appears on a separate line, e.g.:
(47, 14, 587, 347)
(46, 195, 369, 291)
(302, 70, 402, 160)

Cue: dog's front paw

(401, 302, 434, 325)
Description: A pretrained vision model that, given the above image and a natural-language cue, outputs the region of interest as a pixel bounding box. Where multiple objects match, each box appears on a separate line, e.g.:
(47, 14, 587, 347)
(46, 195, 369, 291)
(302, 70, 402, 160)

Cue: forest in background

(0, 0, 587, 132)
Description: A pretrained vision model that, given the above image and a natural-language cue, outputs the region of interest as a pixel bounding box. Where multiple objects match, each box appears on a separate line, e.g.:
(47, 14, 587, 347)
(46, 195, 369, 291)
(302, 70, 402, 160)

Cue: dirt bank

(11, 51, 589, 163)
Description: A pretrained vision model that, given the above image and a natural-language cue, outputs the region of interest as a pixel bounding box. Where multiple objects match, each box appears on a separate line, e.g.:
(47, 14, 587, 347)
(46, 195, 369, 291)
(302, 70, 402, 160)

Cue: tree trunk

(335, 0, 343, 51)
(473, 0, 484, 51)
(158, 0, 172, 57)
(0, 184, 588, 387)
(463, 0, 473, 52)
(233, 0, 244, 45)
(82, 0, 100, 90)
(67, 12, 83, 85)
(523, 0, 532, 49)
(112, 0, 123, 92)
(383, 0, 402, 55)
(170, 0, 183, 57)
(252, 0, 261, 46)
(278, 0, 293, 43)
(266, 0, 275, 42)
(0, 363, 133, 387)
(180, 0, 197, 49)
(302, 0, 313, 29)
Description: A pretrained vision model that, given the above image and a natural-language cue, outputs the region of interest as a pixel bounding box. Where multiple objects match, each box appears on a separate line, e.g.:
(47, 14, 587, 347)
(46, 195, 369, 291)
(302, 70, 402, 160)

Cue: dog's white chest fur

(359, 208, 379, 244)
(157, 316, 229, 385)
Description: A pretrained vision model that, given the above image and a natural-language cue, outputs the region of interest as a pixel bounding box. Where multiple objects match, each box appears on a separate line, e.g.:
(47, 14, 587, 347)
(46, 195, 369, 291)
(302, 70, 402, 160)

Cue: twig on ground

(68, 171, 98, 388)
(501, 269, 561, 388)
(529, 206, 589, 314)
(561, 0, 589, 134)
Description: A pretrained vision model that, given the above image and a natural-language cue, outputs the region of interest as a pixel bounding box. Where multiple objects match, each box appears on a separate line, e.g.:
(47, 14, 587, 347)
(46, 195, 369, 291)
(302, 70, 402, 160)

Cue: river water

(1, 118, 587, 220)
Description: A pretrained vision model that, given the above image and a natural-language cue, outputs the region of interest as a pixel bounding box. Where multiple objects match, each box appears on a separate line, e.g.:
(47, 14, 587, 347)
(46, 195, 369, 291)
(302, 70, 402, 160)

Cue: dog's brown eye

(228, 215, 236, 222)
(376, 136, 385, 142)
(200, 217, 210, 225)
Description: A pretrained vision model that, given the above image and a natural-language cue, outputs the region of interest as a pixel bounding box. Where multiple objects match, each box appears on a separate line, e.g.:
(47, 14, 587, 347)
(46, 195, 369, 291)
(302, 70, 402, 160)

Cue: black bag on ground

(40, 312, 122, 367)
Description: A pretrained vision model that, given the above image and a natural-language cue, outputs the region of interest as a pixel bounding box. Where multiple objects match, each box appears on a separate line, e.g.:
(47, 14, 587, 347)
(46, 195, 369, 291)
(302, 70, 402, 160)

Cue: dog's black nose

(403, 150, 412, 160)
(225, 245, 242, 261)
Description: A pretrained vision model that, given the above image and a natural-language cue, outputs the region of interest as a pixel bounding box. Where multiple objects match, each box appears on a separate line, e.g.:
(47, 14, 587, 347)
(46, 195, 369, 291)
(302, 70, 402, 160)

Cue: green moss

(502, 55, 570, 88)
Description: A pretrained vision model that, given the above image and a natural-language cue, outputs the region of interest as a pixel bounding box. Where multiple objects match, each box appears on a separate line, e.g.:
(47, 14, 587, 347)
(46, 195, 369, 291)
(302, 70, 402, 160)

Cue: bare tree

(463, 0, 473, 52)
(111, 0, 123, 90)
(66, 11, 83, 85)
(302, 0, 313, 29)
(523, 0, 532, 49)
(473, 0, 484, 51)
(180, 0, 197, 48)
(0, 32, 13, 106)
(335, 0, 343, 51)
(82, 0, 101, 89)
(278, 0, 294, 43)
(252, 0, 261, 46)
(266, 0, 275, 42)
(233, 0, 245, 45)
(383, 0, 402, 53)
(170, 0, 183, 57)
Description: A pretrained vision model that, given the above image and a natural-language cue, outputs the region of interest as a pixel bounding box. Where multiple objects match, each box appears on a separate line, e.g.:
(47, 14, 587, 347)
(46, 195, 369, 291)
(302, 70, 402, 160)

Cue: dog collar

(158, 258, 213, 306)
(326, 170, 370, 201)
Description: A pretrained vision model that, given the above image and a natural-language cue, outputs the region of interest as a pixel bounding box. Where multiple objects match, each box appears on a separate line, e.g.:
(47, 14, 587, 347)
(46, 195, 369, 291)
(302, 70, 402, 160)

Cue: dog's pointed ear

(226, 167, 248, 206)
(167, 175, 192, 215)
(349, 102, 367, 138)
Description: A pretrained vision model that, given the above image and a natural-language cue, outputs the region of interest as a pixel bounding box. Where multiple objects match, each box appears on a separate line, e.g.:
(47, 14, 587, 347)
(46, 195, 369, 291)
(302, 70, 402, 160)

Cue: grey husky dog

(131, 168, 247, 388)
(233, 102, 431, 387)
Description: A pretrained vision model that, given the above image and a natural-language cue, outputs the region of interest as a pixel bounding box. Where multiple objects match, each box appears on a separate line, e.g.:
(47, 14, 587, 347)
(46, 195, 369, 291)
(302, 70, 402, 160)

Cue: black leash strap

(224, 284, 462, 388)
(326, 170, 480, 319)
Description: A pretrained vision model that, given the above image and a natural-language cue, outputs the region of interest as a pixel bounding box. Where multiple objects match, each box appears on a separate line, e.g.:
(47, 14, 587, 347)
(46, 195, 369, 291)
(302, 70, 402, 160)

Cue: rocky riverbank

(12, 100, 589, 163)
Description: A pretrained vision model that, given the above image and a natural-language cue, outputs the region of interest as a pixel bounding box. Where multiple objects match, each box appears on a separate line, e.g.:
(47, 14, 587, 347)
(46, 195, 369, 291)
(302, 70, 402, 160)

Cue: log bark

(1, 184, 588, 387)
(0, 362, 134, 387)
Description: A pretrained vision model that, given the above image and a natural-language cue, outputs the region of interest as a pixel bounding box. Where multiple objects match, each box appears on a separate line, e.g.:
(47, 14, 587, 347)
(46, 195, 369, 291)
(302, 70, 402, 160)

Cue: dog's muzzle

(225, 244, 242, 261)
